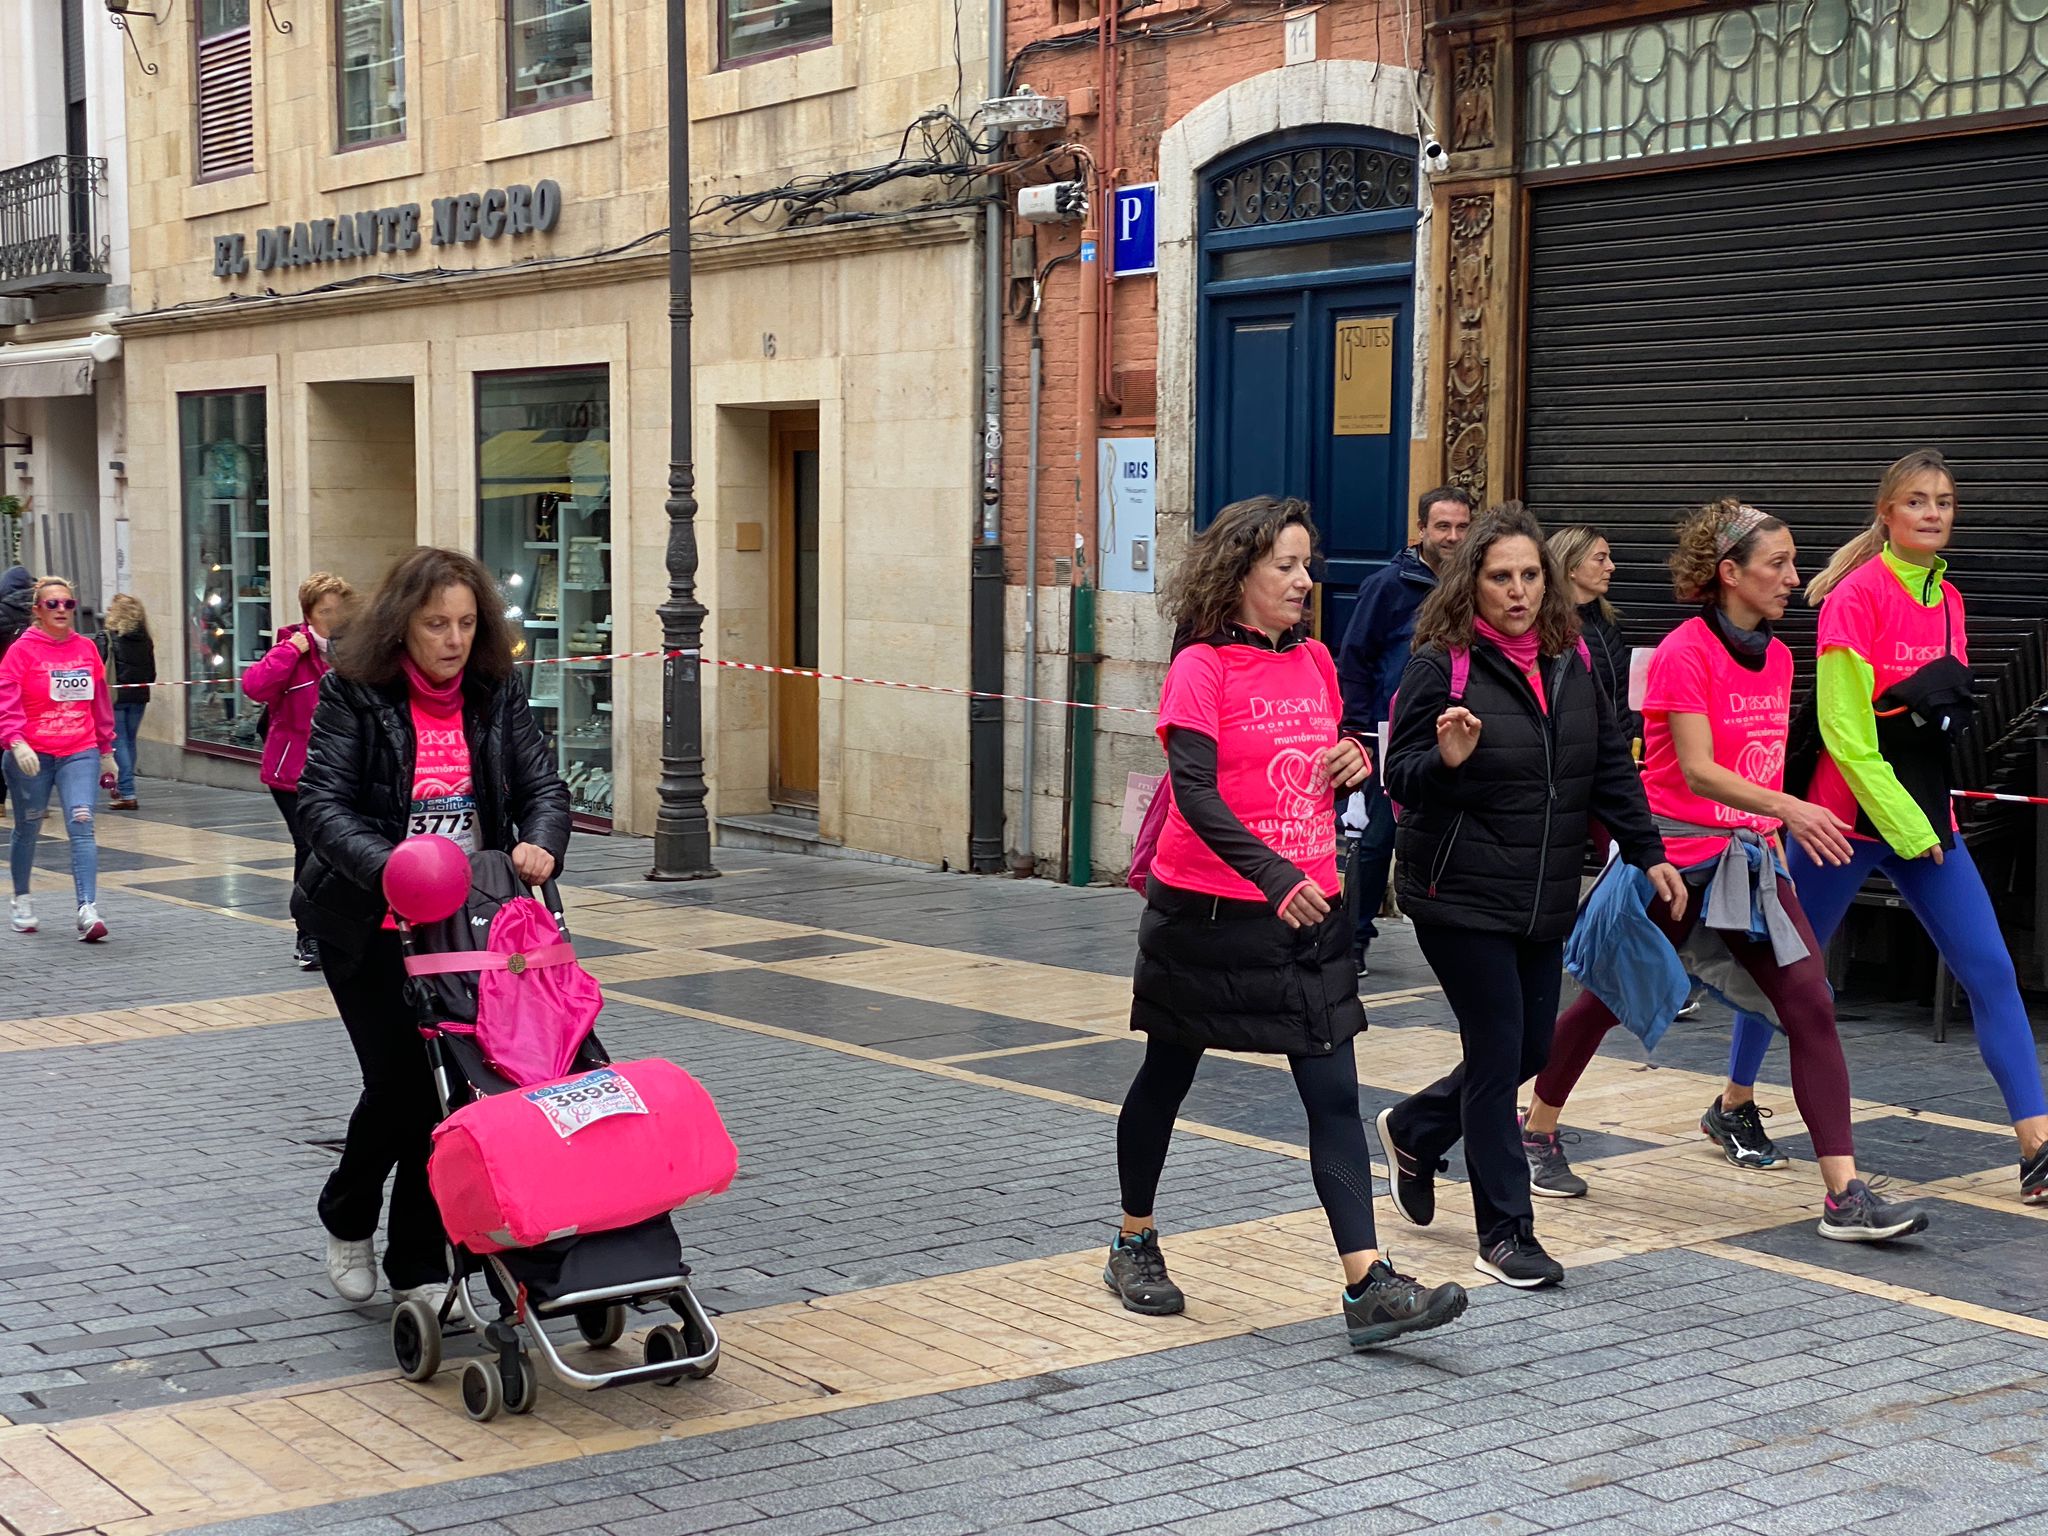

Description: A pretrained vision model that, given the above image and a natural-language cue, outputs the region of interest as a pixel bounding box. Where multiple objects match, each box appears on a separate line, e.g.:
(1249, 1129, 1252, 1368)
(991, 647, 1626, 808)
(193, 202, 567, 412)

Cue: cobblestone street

(3, 781, 2048, 1536)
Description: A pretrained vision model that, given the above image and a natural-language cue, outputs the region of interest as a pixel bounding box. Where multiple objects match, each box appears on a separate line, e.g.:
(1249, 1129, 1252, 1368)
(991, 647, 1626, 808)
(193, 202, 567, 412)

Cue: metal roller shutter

(1525, 126, 2048, 952)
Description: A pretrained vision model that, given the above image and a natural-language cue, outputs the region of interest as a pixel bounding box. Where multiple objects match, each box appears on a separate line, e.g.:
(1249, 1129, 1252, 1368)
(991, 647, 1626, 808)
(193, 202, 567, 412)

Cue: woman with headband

(1711, 453, 2048, 1203)
(1518, 499, 1930, 1244)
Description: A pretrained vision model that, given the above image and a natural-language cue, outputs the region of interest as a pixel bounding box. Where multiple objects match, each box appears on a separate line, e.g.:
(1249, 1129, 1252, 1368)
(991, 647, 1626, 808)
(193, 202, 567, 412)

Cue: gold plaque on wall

(1333, 316, 1395, 436)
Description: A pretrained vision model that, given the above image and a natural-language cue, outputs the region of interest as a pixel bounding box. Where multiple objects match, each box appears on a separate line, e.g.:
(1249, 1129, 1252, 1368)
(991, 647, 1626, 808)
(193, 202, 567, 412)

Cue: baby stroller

(388, 848, 734, 1422)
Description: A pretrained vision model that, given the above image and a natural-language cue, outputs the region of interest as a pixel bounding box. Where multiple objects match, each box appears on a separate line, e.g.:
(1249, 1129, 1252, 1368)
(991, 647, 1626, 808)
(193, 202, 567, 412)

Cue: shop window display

(180, 390, 271, 753)
(478, 369, 614, 823)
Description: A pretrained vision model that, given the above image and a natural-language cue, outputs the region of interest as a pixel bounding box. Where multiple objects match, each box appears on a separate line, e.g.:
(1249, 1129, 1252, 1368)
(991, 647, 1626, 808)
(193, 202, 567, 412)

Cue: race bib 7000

(523, 1068, 649, 1139)
(49, 669, 93, 703)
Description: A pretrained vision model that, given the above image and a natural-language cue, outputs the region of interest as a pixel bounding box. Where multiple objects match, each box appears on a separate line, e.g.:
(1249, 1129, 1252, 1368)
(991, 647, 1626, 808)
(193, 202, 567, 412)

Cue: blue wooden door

(1197, 134, 1418, 645)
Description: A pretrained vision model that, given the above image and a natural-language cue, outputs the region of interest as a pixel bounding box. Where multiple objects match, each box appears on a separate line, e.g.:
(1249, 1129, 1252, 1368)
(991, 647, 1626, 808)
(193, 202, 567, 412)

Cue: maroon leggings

(1532, 883, 1855, 1157)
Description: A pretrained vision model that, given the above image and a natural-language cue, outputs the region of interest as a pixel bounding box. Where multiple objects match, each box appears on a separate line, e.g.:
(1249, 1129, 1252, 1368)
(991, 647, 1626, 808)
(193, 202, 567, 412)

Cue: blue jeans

(112, 703, 146, 799)
(4, 748, 99, 906)
(1728, 836, 2048, 1123)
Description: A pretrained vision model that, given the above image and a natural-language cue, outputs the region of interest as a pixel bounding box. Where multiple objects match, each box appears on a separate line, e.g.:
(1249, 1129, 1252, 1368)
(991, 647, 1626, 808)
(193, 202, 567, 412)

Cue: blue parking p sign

(1113, 183, 1157, 278)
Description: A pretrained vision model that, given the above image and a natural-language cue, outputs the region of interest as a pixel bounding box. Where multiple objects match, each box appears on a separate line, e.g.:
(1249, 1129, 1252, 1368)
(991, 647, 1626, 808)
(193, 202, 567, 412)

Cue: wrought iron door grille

(0, 156, 112, 296)
(1211, 147, 1418, 231)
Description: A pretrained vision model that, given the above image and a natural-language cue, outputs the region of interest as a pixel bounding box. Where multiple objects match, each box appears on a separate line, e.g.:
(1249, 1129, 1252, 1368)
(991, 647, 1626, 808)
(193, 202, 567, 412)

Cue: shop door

(773, 416, 821, 807)
(1197, 135, 1418, 646)
(1524, 123, 2048, 648)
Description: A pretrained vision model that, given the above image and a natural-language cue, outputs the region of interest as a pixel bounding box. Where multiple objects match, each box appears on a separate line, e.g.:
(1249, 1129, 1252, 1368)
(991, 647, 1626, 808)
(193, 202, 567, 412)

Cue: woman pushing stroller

(294, 546, 570, 1306)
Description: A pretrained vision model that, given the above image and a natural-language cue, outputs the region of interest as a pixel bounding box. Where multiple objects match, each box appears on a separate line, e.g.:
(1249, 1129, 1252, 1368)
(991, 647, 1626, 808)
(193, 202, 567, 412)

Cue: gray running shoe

(1344, 1259, 1467, 1349)
(1520, 1114, 1587, 1198)
(1818, 1179, 1930, 1243)
(1103, 1228, 1185, 1316)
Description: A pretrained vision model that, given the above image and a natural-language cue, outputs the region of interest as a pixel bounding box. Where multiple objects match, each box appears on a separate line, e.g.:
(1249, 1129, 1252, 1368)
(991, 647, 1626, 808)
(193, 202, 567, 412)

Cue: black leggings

(272, 788, 310, 937)
(318, 933, 449, 1288)
(1118, 1036, 1379, 1255)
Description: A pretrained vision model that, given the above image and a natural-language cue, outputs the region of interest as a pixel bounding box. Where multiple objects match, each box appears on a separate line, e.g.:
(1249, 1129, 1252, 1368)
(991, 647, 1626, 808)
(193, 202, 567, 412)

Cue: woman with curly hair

(1520, 498, 1930, 1245)
(1371, 504, 1681, 1288)
(1107, 495, 1469, 1351)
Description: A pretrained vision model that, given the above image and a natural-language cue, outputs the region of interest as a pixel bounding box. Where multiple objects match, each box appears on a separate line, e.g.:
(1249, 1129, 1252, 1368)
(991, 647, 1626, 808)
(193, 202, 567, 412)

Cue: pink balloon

(383, 835, 472, 924)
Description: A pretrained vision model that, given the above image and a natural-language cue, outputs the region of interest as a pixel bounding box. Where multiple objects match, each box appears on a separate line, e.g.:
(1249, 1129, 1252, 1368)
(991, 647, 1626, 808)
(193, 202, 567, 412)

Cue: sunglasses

(39, 598, 77, 612)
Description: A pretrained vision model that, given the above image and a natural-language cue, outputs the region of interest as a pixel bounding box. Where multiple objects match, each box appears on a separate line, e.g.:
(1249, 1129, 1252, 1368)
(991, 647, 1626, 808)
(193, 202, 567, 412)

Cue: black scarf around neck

(1702, 603, 1771, 673)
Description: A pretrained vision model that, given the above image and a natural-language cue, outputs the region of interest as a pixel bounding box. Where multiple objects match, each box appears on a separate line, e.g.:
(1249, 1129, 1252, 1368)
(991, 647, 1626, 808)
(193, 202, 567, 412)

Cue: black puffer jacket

(1385, 639, 1662, 942)
(1577, 602, 1639, 744)
(291, 669, 572, 966)
(100, 626, 158, 708)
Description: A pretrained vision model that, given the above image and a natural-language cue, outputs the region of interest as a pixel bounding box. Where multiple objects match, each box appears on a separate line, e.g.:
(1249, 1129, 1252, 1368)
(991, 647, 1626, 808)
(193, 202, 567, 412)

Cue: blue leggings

(1728, 838, 2047, 1123)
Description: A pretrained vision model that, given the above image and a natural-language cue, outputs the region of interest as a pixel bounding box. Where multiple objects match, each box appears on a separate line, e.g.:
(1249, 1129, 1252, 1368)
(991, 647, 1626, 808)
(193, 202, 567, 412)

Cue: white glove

(9, 741, 39, 778)
(1340, 792, 1367, 835)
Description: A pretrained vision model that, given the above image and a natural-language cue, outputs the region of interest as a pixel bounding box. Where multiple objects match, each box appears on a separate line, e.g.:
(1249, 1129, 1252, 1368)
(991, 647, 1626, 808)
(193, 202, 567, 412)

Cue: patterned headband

(1713, 504, 1769, 559)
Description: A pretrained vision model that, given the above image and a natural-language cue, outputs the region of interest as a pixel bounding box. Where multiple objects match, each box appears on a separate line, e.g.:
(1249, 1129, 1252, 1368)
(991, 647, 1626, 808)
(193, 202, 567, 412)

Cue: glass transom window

(1524, 0, 2048, 172)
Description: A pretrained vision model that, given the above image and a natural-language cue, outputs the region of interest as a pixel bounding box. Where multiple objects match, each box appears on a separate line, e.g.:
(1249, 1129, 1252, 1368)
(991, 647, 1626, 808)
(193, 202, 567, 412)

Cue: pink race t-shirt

(1150, 638, 1343, 902)
(1806, 555, 1967, 831)
(408, 696, 478, 854)
(1638, 616, 1794, 867)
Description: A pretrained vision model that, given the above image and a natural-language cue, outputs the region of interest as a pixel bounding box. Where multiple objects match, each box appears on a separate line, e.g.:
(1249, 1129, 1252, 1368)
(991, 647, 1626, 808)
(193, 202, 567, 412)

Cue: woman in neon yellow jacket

(1712, 451, 2048, 1202)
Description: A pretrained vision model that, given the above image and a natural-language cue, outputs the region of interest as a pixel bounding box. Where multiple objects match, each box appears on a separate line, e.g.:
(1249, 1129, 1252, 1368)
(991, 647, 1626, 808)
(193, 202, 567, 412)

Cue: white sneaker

(76, 903, 107, 942)
(391, 1281, 450, 1316)
(325, 1234, 378, 1303)
(9, 896, 33, 933)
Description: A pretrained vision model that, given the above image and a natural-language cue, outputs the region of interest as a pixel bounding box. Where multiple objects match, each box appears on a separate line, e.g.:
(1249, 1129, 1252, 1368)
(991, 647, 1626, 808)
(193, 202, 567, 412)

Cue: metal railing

(0, 156, 112, 297)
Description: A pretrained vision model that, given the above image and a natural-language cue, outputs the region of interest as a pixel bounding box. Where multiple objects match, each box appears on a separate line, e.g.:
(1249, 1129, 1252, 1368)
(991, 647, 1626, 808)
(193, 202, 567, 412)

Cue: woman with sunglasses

(0, 577, 116, 940)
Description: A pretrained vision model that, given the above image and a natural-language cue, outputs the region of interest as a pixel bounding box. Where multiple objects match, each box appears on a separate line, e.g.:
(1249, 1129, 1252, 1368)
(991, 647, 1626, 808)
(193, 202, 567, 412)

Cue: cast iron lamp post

(648, 0, 719, 881)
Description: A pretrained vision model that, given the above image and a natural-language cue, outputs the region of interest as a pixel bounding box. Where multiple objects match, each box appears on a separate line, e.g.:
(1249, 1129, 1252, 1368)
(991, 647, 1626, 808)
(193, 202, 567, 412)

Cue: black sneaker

(1701, 1095, 1782, 1169)
(1375, 1107, 1442, 1228)
(1818, 1179, 1930, 1243)
(1475, 1225, 1564, 1289)
(1519, 1115, 1587, 1198)
(1343, 1259, 1467, 1349)
(2023, 1143, 2048, 1206)
(1103, 1228, 1185, 1316)
(296, 936, 322, 972)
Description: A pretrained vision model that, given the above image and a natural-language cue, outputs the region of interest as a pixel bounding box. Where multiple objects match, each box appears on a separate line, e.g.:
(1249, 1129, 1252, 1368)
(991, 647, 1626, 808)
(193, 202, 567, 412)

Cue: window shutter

(196, 25, 254, 180)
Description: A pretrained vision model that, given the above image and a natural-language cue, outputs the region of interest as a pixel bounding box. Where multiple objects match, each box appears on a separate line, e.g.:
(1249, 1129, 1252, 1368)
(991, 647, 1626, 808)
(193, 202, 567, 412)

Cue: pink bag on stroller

(429, 1057, 738, 1253)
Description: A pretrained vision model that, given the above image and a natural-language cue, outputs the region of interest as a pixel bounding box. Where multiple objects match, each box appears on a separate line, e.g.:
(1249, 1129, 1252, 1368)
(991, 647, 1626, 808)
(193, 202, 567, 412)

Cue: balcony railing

(0, 156, 112, 298)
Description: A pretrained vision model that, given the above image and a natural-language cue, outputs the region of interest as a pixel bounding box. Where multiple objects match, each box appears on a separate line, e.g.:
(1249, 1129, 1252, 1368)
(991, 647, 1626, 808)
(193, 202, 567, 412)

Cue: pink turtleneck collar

(1475, 618, 1547, 712)
(399, 654, 465, 709)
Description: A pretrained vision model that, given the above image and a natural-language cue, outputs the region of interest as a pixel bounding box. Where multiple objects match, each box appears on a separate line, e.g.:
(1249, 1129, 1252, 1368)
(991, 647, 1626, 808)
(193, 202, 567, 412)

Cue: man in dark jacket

(1333, 487, 1475, 976)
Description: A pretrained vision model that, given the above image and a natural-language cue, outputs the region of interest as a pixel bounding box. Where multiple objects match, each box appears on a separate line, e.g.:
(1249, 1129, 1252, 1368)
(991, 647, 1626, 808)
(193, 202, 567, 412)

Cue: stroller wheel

(575, 1304, 627, 1350)
(460, 1358, 503, 1422)
(642, 1323, 686, 1384)
(391, 1300, 442, 1383)
(679, 1310, 719, 1380)
(504, 1353, 540, 1416)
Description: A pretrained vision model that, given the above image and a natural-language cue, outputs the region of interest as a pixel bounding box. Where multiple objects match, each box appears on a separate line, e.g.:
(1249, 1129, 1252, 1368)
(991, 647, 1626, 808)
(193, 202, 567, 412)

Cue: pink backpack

(1126, 779, 1173, 893)
(406, 894, 604, 1086)
(1387, 638, 1591, 821)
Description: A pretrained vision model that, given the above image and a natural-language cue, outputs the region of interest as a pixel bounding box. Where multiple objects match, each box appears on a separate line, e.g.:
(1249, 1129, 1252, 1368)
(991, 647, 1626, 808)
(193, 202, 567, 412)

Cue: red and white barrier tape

(145, 646, 1154, 714)
(135, 649, 2048, 803)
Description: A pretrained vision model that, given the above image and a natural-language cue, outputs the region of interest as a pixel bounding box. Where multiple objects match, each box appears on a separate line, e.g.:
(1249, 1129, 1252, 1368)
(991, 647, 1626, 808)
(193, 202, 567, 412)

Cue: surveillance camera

(1421, 140, 1449, 175)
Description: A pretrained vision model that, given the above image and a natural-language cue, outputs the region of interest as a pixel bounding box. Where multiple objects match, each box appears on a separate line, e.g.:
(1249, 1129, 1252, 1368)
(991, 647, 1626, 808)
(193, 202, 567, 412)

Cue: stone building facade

(115, 0, 988, 863)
